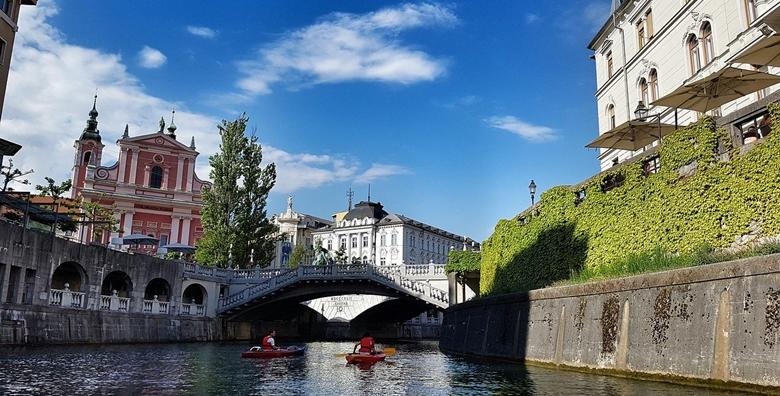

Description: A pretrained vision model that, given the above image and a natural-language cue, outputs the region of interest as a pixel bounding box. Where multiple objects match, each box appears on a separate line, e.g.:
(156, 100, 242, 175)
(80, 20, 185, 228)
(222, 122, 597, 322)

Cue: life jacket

(262, 335, 274, 350)
(359, 336, 375, 353)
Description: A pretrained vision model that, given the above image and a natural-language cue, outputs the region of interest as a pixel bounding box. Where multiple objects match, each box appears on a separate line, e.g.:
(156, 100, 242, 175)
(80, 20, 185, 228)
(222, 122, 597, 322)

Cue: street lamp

(634, 101, 649, 122)
(528, 180, 537, 205)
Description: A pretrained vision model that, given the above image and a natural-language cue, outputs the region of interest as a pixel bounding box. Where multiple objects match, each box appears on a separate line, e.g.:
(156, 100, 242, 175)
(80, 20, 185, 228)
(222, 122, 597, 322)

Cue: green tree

(196, 114, 277, 268)
(35, 177, 72, 233)
(289, 244, 306, 269)
(74, 197, 118, 243)
(334, 246, 347, 264)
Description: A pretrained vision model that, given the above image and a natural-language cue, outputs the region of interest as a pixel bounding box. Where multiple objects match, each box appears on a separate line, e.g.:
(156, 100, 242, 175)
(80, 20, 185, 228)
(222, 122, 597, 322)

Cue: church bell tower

(71, 95, 105, 198)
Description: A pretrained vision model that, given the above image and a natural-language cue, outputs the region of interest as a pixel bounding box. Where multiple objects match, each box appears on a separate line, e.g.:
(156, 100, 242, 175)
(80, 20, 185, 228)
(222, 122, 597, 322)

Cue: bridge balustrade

(180, 303, 206, 316)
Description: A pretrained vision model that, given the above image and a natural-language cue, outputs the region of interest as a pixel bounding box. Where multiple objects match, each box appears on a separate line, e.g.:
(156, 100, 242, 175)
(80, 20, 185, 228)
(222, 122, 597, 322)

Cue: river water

(0, 341, 744, 395)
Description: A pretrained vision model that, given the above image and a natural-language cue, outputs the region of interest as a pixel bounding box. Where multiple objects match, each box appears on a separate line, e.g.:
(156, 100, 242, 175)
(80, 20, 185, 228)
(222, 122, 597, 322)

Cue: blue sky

(1, 0, 611, 241)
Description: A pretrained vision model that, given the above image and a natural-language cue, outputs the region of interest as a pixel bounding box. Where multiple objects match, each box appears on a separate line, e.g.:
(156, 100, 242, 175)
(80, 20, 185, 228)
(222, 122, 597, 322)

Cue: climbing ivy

(445, 250, 481, 274)
(481, 105, 780, 296)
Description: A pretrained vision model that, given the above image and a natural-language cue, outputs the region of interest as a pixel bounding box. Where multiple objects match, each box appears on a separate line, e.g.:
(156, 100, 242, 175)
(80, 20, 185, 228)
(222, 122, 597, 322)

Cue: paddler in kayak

(355, 332, 377, 355)
(262, 329, 278, 350)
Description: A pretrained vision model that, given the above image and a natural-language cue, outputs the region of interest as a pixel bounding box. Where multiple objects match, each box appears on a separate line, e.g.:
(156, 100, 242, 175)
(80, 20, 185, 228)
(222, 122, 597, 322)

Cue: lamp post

(528, 180, 537, 206)
(634, 101, 649, 122)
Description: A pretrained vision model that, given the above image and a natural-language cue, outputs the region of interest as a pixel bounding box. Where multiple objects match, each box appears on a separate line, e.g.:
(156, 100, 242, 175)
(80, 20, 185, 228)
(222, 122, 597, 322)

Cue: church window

(150, 166, 163, 189)
(83, 151, 92, 165)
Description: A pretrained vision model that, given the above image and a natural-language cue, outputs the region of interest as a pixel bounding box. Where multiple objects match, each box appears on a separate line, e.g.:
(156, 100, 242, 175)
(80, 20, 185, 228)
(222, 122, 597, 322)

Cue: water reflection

(0, 342, 747, 395)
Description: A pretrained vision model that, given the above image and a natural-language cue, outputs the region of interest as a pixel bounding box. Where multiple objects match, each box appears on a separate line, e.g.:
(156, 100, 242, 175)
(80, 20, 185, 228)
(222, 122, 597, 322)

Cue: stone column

(0, 264, 11, 303)
(143, 165, 151, 187)
(128, 149, 138, 185)
(162, 167, 170, 189)
(117, 147, 127, 184)
(123, 211, 134, 236)
(181, 217, 192, 245)
(170, 216, 181, 244)
(185, 159, 194, 192)
(176, 156, 185, 190)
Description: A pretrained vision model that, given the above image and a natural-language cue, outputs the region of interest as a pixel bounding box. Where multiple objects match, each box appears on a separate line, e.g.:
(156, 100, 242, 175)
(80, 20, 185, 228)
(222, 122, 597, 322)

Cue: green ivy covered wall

(480, 105, 780, 296)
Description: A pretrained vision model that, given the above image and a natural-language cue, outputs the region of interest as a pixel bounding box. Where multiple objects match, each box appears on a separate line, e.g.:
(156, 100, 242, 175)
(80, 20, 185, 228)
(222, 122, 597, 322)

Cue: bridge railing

(217, 263, 449, 312)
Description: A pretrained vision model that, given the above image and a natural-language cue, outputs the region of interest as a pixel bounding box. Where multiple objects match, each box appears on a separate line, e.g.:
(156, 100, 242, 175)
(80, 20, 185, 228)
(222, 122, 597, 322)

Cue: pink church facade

(70, 99, 211, 252)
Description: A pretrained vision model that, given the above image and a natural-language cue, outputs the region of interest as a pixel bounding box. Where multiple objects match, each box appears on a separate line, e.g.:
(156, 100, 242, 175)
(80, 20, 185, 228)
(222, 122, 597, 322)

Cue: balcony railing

(142, 297, 170, 314)
(49, 284, 85, 309)
(99, 291, 131, 312)
(180, 303, 205, 316)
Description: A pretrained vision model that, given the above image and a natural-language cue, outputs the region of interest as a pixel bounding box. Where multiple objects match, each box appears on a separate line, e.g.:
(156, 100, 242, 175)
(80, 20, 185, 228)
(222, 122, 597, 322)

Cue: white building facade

(311, 201, 477, 265)
(590, 0, 780, 170)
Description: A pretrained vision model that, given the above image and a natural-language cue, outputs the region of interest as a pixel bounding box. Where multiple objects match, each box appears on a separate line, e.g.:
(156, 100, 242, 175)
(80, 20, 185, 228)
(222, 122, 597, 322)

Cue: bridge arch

(51, 261, 88, 291)
(351, 298, 441, 325)
(101, 271, 133, 298)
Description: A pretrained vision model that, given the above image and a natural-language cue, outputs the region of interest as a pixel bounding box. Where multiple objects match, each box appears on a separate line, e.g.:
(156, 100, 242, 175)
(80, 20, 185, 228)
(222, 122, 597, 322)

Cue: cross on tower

(346, 187, 354, 210)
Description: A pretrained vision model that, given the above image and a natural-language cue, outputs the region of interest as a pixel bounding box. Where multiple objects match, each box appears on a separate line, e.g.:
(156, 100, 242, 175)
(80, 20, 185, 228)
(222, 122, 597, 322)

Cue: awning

(586, 120, 677, 151)
(160, 243, 195, 253)
(122, 234, 159, 245)
(651, 67, 780, 112)
(731, 34, 780, 67)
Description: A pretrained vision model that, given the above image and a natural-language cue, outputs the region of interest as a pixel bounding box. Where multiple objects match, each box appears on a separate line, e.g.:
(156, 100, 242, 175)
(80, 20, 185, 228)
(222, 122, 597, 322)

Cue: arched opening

(183, 284, 206, 305)
(51, 262, 87, 291)
(83, 151, 92, 165)
(100, 271, 133, 297)
(688, 34, 701, 74)
(648, 69, 658, 101)
(150, 166, 163, 189)
(639, 77, 648, 104)
(145, 278, 171, 301)
(607, 104, 616, 129)
(700, 22, 714, 65)
(182, 283, 207, 316)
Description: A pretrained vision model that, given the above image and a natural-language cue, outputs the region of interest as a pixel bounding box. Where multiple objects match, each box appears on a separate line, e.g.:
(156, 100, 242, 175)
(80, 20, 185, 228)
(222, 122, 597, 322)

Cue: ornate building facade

(269, 196, 332, 268)
(70, 99, 211, 252)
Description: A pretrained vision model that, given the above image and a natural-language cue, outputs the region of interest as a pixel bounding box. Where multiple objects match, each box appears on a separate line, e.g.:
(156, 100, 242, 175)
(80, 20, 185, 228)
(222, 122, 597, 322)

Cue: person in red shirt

(356, 332, 376, 354)
(261, 330, 278, 350)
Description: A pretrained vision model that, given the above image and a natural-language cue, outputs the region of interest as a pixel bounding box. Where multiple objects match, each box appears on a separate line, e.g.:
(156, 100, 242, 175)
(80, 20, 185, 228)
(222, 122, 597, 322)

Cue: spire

(167, 109, 177, 139)
(189, 136, 196, 149)
(367, 184, 371, 202)
(80, 94, 102, 142)
(122, 124, 129, 139)
(158, 116, 166, 133)
(346, 186, 354, 210)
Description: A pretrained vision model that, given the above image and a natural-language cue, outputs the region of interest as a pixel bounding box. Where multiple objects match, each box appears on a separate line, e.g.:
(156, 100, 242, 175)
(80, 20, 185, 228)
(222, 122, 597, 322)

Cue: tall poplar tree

(195, 114, 277, 268)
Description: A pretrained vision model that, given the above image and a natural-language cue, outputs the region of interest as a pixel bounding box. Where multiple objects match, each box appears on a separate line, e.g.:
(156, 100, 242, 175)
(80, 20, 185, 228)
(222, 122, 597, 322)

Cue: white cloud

(0, 1, 408, 193)
(138, 45, 167, 68)
(582, 1, 611, 31)
(524, 13, 540, 24)
(236, 2, 456, 95)
(186, 25, 217, 39)
(354, 164, 410, 184)
(485, 116, 556, 142)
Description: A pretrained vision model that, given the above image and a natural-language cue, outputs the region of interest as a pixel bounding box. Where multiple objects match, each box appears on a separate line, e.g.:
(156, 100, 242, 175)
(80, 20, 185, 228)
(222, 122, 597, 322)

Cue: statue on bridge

(312, 241, 333, 266)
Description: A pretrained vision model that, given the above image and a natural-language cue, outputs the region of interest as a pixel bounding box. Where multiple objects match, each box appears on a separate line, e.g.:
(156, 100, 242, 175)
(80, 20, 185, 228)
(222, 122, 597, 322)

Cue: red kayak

(241, 346, 305, 358)
(345, 352, 386, 364)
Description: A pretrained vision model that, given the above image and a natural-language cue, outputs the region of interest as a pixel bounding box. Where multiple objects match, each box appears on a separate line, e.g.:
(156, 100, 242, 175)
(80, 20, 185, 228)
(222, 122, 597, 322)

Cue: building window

(150, 166, 163, 189)
(574, 189, 587, 205)
(738, 113, 772, 144)
(351, 236, 357, 248)
(642, 156, 661, 175)
(362, 235, 368, 247)
(160, 234, 169, 246)
(639, 78, 649, 105)
(0, 0, 11, 16)
(391, 234, 397, 246)
(83, 151, 92, 165)
(327, 240, 332, 250)
(744, 0, 757, 25)
(645, 9, 654, 39)
(0, 39, 6, 66)
(601, 173, 626, 192)
(362, 255, 368, 264)
(607, 104, 616, 129)
(340, 237, 346, 250)
(648, 69, 659, 101)
(700, 22, 714, 65)
(688, 34, 701, 74)
(380, 234, 386, 246)
(380, 257, 386, 265)
(606, 51, 614, 79)
(636, 20, 646, 49)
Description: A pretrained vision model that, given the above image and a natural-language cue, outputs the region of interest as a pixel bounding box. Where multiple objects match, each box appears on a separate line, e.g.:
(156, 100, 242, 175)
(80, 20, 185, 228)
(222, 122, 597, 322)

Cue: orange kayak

(345, 352, 386, 364)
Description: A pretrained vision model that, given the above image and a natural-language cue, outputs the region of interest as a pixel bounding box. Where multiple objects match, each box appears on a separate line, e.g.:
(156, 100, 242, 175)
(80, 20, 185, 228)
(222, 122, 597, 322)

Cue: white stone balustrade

(99, 290, 131, 312)
(49, 283, 85, 309)
(180, 303, 206, 316)
(143, 296, 170, 314)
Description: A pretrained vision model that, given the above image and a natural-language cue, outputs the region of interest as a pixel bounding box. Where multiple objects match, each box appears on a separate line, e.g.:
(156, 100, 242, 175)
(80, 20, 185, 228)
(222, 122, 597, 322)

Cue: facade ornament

(80, 94, 102, 142)
(190, 136, 196, 149)
(122, 124, 129, 139)
(167, 109, 177, 139)
(158, 116, 166, 133)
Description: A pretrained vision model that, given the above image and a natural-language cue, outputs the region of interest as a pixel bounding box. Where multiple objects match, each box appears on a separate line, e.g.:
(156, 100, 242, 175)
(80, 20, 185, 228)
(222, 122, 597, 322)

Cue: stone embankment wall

(440, 254, 780, 389)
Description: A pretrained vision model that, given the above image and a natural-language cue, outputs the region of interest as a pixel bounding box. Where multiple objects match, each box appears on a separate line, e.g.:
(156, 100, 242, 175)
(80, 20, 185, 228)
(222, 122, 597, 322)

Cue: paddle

(335, 347, 396, 357)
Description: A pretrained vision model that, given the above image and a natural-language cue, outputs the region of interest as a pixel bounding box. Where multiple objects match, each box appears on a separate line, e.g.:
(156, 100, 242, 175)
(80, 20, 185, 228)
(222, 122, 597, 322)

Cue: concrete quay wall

(440, 254, 780, 389)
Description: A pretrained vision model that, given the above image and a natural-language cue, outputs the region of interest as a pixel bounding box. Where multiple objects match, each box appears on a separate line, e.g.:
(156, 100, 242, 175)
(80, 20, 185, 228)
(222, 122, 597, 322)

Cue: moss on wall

(481, 104, 780, 296)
